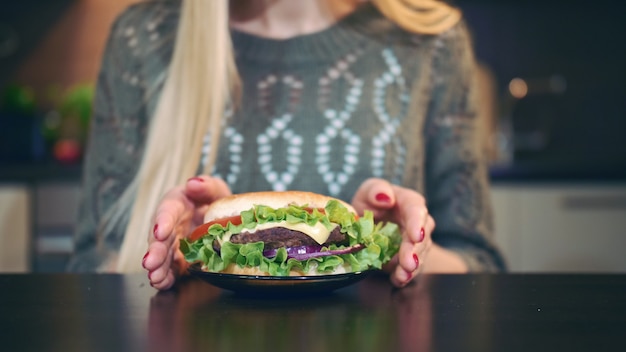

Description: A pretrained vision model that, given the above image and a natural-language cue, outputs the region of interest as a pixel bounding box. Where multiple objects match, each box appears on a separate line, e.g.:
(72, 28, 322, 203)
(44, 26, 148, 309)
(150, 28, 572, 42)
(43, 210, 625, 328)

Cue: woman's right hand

(142, 175, 231, 290)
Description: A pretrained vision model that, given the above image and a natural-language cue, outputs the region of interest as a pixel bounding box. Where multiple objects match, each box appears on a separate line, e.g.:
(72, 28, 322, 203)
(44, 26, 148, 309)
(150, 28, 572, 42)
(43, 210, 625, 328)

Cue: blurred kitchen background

(0, 0, 625, 273)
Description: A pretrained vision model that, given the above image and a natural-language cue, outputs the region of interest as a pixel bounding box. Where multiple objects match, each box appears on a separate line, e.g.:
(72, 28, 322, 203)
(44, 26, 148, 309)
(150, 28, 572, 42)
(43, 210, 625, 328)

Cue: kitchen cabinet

(33, 181, 80, 271)
(0, 185, 30, 272)
(491, 183, 626, 273)
(0, 181, 79, 272)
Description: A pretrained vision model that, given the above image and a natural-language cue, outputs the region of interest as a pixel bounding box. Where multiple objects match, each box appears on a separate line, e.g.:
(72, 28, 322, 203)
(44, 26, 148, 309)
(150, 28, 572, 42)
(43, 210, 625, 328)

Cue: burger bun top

(204, 191, 355, 222)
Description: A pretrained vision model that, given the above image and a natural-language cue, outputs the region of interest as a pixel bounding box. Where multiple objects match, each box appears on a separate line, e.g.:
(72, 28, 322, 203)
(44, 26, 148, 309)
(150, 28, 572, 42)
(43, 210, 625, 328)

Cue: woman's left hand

(351, 178, 435, 287)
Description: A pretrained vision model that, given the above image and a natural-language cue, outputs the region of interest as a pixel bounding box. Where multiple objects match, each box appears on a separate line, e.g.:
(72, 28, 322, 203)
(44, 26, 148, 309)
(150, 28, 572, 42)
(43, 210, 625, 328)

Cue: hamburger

(180, 191, 401, 276)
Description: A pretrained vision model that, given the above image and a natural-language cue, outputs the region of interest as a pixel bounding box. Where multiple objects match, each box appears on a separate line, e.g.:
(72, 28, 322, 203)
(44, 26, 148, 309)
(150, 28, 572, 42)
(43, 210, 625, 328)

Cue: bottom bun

(220, 262, 351, 276)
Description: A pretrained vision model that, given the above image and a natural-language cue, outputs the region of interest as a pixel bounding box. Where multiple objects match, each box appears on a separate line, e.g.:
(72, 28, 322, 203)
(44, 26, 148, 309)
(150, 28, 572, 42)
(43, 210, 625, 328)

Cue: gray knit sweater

(67, 1, 506, 272)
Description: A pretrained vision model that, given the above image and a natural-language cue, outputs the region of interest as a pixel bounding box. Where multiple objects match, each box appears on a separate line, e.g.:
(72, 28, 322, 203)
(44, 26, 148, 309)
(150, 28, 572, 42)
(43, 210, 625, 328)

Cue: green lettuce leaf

(180, 199, 401, 276)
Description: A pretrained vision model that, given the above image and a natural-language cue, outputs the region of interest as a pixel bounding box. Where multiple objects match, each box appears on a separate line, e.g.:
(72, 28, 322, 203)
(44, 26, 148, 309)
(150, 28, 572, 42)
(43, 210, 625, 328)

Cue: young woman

(67, 0, 506, 290)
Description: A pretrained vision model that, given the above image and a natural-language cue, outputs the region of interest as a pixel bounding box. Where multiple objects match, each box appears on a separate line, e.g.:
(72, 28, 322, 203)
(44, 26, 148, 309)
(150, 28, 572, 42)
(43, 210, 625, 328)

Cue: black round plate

(188, 264, 370, 296)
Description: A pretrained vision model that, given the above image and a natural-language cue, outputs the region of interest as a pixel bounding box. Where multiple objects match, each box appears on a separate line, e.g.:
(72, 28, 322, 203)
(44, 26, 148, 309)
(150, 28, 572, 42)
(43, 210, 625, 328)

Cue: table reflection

(147, 274, 433, 352)
(4, 273, 624, 351)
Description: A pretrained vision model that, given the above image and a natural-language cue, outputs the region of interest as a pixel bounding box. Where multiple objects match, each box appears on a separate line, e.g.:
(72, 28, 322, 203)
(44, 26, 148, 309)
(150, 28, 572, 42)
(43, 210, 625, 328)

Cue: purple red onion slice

(263, 244, 365, 261)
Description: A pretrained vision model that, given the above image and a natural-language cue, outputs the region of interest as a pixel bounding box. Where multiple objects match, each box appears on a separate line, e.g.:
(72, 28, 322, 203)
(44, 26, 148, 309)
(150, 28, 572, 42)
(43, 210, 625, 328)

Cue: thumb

(185, 175, 232, 205)
(351, 178, 396, 217)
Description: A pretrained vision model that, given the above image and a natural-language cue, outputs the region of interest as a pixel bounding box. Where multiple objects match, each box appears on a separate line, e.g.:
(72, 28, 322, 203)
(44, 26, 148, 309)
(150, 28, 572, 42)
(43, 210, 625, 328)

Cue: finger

(398, 238, 420, 275)
(152, 186, 191, 242)
(390, 185, 428, 243)
(185, 176, 232, 225)
(146, 230, 185, 288)
(148, 264, 169, 285)
(151, 271, 176, 291)
(388, 238, 419, 288)
(148, 243, 175, 285)
(351, 178, 396, 217)
(412, 215, 434, 253)
(184, 175, 232, 205)
(143, 241, 168, 271)
(424, 214, 435, 242)
(391, 261, 412, 287)
(409, 216, 435, 275)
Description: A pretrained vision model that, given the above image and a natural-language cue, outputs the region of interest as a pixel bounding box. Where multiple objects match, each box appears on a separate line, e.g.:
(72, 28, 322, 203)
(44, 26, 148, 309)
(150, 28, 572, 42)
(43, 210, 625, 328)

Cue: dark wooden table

(0, 273, 624, 352)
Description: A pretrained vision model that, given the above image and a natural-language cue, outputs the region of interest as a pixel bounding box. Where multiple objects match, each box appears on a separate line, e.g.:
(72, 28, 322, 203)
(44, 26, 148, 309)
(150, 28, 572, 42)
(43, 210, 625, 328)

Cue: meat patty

(213, 226, 347, 251)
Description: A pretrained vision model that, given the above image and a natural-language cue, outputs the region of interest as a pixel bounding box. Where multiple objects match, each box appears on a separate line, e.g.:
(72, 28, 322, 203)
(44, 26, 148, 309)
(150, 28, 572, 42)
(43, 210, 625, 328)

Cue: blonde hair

(371, 0, 461, 34)
(114, 0, 238, 272)
(112, 0, 460, 272)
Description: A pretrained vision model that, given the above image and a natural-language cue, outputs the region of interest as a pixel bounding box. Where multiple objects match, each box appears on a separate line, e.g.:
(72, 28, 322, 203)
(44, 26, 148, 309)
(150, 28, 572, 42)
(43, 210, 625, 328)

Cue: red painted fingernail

(419, 227, 425, 242)
(142, 252, 149, 268)
(153, 223, 159, 236)
(413, 254, 419, 269)
(375, 193, 391, 204)
(187, 177, 204, 183)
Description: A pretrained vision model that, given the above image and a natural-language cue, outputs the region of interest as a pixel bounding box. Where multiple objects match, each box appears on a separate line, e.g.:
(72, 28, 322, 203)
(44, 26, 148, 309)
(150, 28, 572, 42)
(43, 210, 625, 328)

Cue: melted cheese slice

(217, 221, 337, 246)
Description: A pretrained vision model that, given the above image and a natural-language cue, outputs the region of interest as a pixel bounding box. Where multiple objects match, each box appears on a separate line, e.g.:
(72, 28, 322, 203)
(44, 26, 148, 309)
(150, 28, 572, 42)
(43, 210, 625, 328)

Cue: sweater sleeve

(423, 22, 507, 272)
(66, 6, 152, 271)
